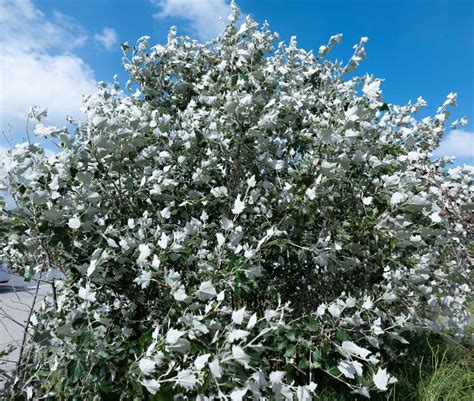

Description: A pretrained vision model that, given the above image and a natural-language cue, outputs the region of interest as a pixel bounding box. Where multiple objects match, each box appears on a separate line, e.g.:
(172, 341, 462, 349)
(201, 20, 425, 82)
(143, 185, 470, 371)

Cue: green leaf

(336, 330, 350, 342)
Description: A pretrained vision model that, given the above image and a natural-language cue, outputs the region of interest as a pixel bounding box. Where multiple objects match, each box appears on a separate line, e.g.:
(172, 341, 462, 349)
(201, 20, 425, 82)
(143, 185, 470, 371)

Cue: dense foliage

(1, 4, 472, 400)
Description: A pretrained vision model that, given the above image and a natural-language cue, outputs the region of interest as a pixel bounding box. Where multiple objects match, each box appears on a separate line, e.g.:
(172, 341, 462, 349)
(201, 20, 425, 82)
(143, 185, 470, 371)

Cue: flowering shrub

(1, 4, 472, 400)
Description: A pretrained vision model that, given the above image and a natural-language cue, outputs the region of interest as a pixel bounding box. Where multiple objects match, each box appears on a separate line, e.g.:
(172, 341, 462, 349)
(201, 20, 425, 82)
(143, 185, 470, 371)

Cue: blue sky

(1, 0, 473, 164)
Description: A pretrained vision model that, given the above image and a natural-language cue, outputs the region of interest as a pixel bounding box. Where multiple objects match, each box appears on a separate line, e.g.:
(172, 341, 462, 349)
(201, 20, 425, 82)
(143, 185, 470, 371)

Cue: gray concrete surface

(0, 275, 48, 389)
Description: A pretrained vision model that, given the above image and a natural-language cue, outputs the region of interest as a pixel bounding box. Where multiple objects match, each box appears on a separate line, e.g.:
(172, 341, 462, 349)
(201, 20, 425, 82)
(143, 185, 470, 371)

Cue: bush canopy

(1, 4, 472, 400)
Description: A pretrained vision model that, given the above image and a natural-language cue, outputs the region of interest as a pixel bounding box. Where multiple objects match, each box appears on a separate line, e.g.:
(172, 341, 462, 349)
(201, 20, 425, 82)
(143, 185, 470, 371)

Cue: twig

(15, 268, 43, 379)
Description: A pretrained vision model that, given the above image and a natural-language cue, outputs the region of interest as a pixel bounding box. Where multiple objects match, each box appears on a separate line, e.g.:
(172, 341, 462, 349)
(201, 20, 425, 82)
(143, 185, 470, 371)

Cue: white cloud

(94, 27, 119, 50)
(0, 0, 96, 141)
(0, 1, 88, 53)
(1, 50, 96, 134)
(152, 0, 231, 40)
(433, 129, 474, 161)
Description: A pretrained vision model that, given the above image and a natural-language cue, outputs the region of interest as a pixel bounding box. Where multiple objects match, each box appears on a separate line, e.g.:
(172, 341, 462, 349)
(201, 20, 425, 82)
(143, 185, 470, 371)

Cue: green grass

(317, 333, 473, 400)
(399, 338, 473, 401)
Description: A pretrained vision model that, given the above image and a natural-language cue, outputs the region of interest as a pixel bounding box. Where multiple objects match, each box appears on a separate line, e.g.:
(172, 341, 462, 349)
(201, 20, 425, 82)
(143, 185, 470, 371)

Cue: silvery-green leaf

(197, 281, 217, 301)
(141, 379, 161, 395)
(351, 386, 370, 399)
(305, 187, 316, 200)
(390, 192, 406, 205)
(232, 307, 246, 325)
(338, 360, 363, 379)
(328, 303, 341, 318)
(339, 341, 371, 359)
(134, 271, 152, 289)
(138, 358, 156, 375)
(68, 216, 81, 230)
(194, 354, 210, 370)
(87, 260, 97, 277)
(232, 345, 250, 368)
(230, 387, 248, 401)
(269, 371, 285, 385)
(429, 212, 442, 223)
(78, 285, 96, 302)
(362, 196, 373, 205)
(209, 358, 222, 378)
(228, 329, 250, 343)
(363, 80, 381, 99)
(232, 195, 245, 214)
(246, 175, 256, 188)
(175, 369, 197, 390)
(160, 207, 171, 219)
(210, 186, 228, 197)
(216, 233, 225, 247)
(246, 313, 257, 329)
(373, 368, 390, 391)
(166, 329, 185, 344)
(220, 217, 234, 231)
(137, 244, 151, 263)
(296, 385, 312, 401)
(173, 286, 188, 301)
(158, 232, 169, 249)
